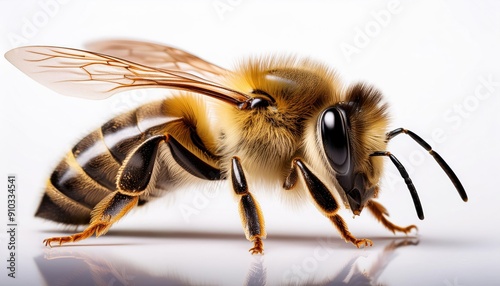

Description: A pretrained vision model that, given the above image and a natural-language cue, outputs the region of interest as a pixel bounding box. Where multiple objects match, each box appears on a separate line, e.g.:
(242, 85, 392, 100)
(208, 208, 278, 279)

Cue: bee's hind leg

(43, 193, 139, 247)
(43, 135, 166, 247)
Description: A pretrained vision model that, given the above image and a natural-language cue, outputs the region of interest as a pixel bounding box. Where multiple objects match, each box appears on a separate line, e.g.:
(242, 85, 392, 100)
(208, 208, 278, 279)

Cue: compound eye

(320, 107, 351, 175)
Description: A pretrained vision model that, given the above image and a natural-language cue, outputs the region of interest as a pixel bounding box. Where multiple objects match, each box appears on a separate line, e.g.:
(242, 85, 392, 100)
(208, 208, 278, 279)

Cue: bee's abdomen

(36, 101, 175, 225)
(35, 142, 118, 224)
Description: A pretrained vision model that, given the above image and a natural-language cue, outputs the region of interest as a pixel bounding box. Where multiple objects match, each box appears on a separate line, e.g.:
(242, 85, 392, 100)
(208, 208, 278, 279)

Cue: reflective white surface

(7, 223, 500, 285)
(1, 0, 500, 285)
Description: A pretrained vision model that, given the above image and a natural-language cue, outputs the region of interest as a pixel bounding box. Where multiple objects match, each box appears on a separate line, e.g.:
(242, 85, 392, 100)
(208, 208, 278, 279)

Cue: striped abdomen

(35, 100, 185, 225)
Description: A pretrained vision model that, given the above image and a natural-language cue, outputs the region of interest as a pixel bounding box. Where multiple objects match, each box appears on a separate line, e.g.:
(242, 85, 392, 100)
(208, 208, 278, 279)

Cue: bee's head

(317, 83, 389, 215)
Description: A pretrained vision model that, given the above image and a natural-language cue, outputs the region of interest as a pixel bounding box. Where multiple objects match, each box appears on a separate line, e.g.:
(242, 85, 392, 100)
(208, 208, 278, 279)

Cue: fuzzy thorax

(216, 56, 342, 181)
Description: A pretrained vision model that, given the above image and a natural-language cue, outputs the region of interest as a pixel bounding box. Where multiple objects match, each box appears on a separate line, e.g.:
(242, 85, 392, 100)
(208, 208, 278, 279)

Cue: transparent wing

(5, 46, 250, 107)
(85, 39, 227, 79)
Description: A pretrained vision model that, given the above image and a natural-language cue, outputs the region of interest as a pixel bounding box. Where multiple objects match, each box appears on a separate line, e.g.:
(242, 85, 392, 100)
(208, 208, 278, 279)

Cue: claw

(400, 224, 418, 235)
(43, 235, 75, 247)
(354, 238, 373, 248)
(41, 223, 107, 247)
(249, 237, 264, 255)
(249, 247, 264, 255)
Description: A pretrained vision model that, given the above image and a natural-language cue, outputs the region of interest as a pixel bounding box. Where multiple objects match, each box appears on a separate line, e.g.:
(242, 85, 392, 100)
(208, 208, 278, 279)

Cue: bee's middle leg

(284, 158, 372, 248)
(231, 157, 266, 254)
(44, 135, 166, 247)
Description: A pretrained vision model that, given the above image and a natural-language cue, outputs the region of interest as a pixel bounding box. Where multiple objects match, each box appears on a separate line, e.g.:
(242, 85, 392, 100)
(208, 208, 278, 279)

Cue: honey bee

(5, 40, 467, 254)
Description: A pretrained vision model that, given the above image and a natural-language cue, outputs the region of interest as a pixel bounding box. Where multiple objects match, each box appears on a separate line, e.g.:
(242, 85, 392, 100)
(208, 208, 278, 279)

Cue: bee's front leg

(231, 157, 266, 255)
(366, 199, 417, 235)
(284, 158, 372, 248)
(43, 135, 166, 247)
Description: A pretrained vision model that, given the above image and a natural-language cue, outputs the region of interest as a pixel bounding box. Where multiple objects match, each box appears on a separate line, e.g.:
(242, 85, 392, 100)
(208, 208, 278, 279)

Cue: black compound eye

(320, 107, 351, 175)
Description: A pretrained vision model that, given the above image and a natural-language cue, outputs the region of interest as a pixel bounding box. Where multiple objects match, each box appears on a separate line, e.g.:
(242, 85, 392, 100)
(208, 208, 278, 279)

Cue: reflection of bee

(5, 40, 467, 254)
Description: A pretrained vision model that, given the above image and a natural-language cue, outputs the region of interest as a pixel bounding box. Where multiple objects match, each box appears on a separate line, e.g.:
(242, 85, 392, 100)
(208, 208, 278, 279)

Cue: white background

(1, 0, 499, 285)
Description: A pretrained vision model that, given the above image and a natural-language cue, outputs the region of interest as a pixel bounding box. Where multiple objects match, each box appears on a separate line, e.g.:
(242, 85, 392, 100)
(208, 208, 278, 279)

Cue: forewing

(85, 39, 227, 79)
(5, 46, 250, 106)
